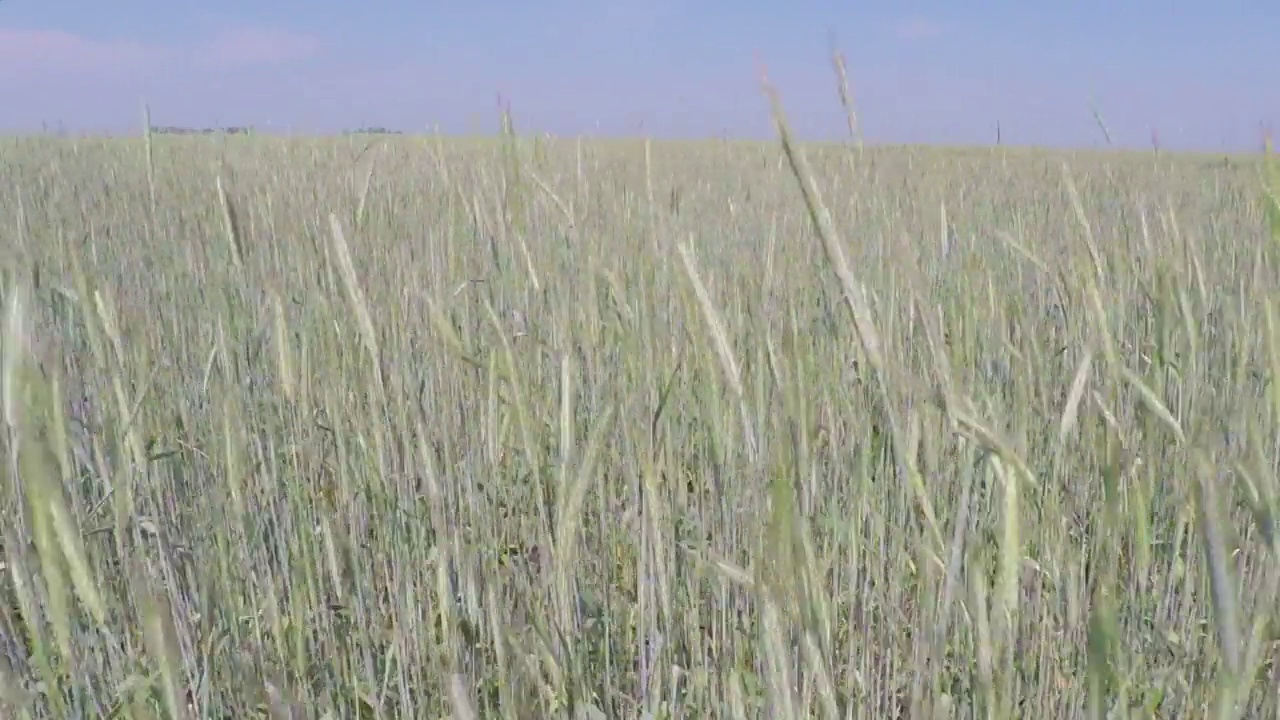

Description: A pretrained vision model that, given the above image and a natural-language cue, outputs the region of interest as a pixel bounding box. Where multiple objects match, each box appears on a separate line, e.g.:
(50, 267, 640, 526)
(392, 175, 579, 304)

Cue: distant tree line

(145, 126, 406, 136)
(151, 126, 254, 136)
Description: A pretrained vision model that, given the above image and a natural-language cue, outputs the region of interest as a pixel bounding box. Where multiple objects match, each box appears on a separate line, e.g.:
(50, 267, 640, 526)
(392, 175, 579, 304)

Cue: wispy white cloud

(0, 28, 167, 79)
(0, 25, 324, 83)
(892, 18, 949, 42)
(196, 27, 323, 68)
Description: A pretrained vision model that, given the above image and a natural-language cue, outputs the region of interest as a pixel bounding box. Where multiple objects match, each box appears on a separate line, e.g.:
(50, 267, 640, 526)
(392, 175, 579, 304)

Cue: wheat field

(0, 104, 1278, 719)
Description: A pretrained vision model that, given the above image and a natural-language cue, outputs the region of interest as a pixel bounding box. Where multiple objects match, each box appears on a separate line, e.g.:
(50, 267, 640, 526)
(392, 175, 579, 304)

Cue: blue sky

(1, 1, 1275, 150)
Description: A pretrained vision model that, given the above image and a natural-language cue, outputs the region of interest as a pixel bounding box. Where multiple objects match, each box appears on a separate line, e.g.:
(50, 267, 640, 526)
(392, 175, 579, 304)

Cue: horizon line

(0, 129, 1266, 157)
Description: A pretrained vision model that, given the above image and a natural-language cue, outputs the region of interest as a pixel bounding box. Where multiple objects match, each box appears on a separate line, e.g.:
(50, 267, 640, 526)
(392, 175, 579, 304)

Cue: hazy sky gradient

(1, 1, 1275, 149)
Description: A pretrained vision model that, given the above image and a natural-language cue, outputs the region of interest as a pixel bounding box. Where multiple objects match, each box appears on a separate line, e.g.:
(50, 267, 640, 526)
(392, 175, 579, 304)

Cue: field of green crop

(0, 102, 1278, 719)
